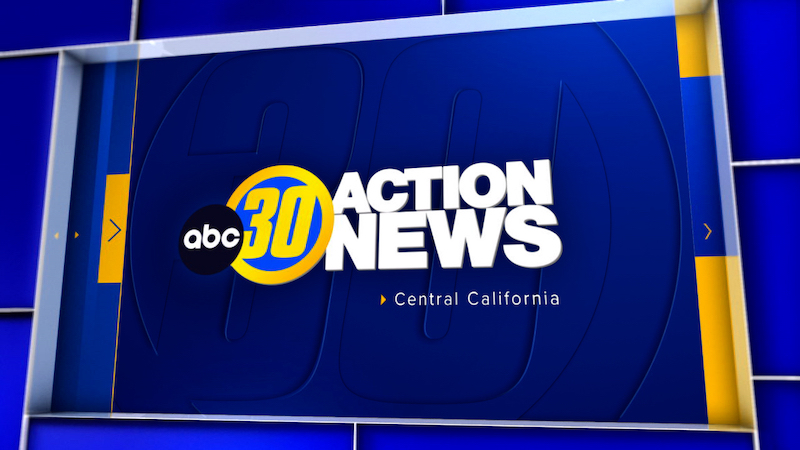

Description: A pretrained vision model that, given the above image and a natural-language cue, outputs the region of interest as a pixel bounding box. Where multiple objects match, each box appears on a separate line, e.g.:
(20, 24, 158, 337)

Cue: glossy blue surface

(0, 55, 57, 308)
(359, 425, 753, 450)
(735, 166, 800, 376)
(0, 1, 130, 51)
(719, 0, 800, 161)
(27, 418, 353, 449)
(0, 315, 32, 450)
(137, 0, 440, 39)
(755, 381, 800, 450)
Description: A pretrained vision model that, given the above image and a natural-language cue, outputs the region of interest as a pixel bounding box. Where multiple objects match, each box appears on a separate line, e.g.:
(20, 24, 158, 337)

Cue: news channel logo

(179, 165, 334, 285)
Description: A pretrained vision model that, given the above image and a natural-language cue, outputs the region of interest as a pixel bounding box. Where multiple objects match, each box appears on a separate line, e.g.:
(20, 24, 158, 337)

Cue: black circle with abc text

(179, 205, 244, 275)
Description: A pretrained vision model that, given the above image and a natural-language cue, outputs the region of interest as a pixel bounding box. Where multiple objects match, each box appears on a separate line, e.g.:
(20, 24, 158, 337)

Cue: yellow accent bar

(676, 14, 710, 78)
(98, 174, 131, 283)
(695, 256, 741, 425)
(675, 0, 723, 78)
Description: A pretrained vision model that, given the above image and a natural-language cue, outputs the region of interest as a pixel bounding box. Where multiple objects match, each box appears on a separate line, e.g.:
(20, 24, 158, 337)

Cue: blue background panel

(0, 315, 32, 450)
(734, 165, 800, 376)
(107, 18, 707, 424)
(0, 1, 130, 51)
(754, 381, 800, 450)
(0, 55, 57, 308)
(446, 0, 607, 14)
(136, 0, 441, 39)
(718, 0, 800, 161)
(27, 418, 353, 450)
(358, 425, 753, 450)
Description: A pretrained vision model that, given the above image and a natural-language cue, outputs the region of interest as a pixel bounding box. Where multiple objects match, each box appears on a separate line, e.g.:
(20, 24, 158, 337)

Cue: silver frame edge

(21, 50, 84, 450)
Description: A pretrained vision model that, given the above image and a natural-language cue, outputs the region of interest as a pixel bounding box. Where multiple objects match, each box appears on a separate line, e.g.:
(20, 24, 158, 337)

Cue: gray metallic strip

(1, 0, 674, 64)
(27, 411, 753, 433)
(0, 308, 35, 314)
(753, 376, 800, 382)
(0, 1, 676, 62)
(130, 0, 140, 41)
(23, 51, 83, 418)
(732, 158, 800, 167)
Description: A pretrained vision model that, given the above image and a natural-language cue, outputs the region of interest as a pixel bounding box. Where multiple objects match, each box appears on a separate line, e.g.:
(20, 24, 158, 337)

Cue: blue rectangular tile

(0, 56, 57, 308)
(446, 0, 608, 14)
(27, 418, 353, 450)
(0, 315, 32, 450)
(719, 0, 800, 161)
(137, 0, 440, 40)
(734, 166, 800, 375)
(0, 1, 131, 51)
(754, 381, 800, 450)
(359, 425, 752, 450)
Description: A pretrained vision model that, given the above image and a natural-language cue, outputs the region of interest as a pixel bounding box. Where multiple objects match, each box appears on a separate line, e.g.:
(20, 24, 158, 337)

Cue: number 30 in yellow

(227, 166, 334, 285)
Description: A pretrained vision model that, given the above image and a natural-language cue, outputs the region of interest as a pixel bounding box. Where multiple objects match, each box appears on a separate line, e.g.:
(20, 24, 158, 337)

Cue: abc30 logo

(179, 166, 334, 285)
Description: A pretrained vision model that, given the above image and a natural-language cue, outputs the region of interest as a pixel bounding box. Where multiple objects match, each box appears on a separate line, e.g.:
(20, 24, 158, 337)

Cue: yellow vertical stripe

(676, 14, 710, 78)
(695, 256, 740, 425)
(98, 174, 131, 283)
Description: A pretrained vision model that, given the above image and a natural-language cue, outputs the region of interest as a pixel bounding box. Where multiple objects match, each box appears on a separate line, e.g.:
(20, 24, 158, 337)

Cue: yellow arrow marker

(380, 295, 387, 305)
(74, 232, 79, 239)
(54, 232, 59, 239)
(704, 223, 712, 240)
(98, 174, 130, 283)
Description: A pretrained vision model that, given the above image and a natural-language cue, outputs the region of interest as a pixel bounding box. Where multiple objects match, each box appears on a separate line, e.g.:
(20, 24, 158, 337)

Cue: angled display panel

(27, 0, 755, 437)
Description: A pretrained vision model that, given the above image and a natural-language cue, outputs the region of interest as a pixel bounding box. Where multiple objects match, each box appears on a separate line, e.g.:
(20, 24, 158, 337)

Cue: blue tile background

(0, 55, 57, 308)
(0, 315, 32, 450)
(754, 381, 800, 450)
(359, 425, 753, 450)
(719, 0, 800, 161)
(0, 0, 797, 449)
(0, 1, 130, 51)
(27, 419, 353, 450)
(137, 0, 441, 39)
(446, 0, 607, 14)
(734, 165, 800, 376)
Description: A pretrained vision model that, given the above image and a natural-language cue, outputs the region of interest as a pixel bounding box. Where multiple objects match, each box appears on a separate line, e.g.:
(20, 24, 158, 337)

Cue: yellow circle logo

(226, 166, 334, 285)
